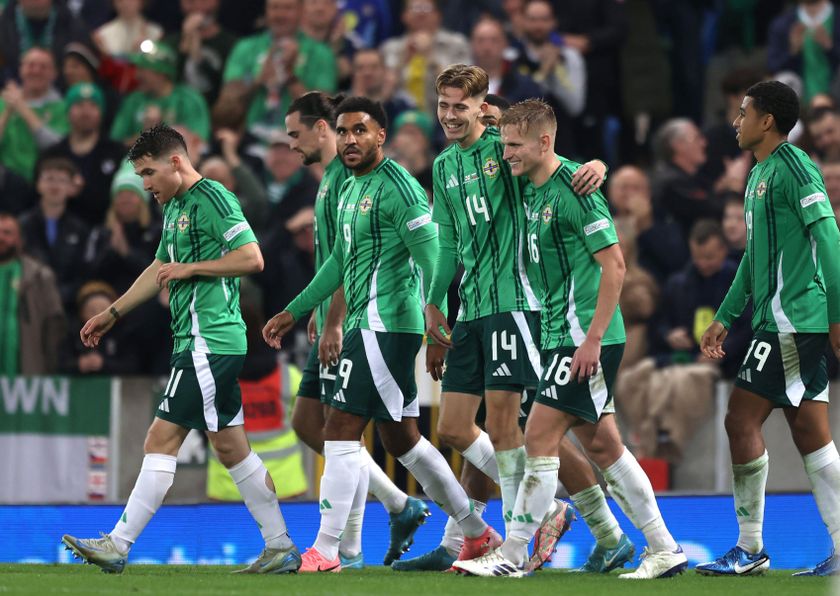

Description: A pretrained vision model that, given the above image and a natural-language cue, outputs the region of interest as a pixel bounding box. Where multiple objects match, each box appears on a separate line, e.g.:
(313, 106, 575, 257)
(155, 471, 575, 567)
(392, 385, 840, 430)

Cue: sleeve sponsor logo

(223, 221, 251, 241)
(583, 218, 611, 236)
(800, 192, 826, 208)
(406, 213, 432, 231)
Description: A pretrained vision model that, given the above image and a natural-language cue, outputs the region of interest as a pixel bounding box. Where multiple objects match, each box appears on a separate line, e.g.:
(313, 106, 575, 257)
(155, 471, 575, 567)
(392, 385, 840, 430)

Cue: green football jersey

(334, 158, 436, 333)
(526, 158, 625, 349)
(313, 156, 353, 333)
(741, 141, 835, 333)
(155, 178, 258, 354)
(432, 127, 541, 321)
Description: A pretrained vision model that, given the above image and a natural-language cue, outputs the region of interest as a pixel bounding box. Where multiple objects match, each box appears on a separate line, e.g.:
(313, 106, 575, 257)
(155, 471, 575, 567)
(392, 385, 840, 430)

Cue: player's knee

(437, 420, 470, 450)
(292, 415, 323, 453)
(485, 416, 518, 448)
(724, 409, 749, 439)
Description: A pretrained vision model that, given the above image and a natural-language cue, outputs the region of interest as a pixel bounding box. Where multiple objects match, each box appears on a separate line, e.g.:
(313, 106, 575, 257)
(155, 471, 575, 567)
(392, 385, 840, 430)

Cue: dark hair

(127, 123, 188, 162)
(287, 92, 346, 130)
(745, 80, 800, 135)
(37, 156, 78, 178)
(334, 96, 388, 130)
(689, 219, 726, 245)
(806, 105, 840, 125)
(722, 191, 744, 209)
(485, 94, 510, 111)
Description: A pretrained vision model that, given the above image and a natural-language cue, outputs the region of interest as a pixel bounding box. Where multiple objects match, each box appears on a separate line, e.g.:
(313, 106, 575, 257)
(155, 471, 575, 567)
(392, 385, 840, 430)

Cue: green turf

(0, 564, 831, 596)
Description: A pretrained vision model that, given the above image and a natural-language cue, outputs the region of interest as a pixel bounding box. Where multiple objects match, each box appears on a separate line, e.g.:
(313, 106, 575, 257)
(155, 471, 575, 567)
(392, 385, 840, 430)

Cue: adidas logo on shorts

(334, 390, 347, 403)
(541, 386, 558, 400)
(492, 363, 512, 377)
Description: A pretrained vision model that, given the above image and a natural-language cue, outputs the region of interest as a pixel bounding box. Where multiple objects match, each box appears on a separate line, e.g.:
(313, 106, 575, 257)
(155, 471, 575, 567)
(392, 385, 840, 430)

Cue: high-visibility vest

(207, 362, 308, 500)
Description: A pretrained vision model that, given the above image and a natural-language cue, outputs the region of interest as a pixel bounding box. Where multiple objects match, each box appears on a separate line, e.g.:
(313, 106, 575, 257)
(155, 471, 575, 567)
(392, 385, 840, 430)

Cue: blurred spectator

(84, 159, 159, 294)
(810, 91, 836, 110)
(501, 0, 525, 41)
(481, 93, 509, 128)
(551, 0, 627, 160)
(387, 110, 433, 195)
(651, 118, 748, 238)
(439, 0, 505, 37)
(650, 220, 750, 378)
(0, 211, 64, 375)
(61, 42, 119, 129)
(207, 81, 266, 176)
(0, 47, 67, 181)
(0, 0, 94, 85)
(608, 165, 687, 285)
(0, 162, 33, 216)
(380, 0, 471, 115)
(768, 0, 840, 103)
(94, 0, 163, 58)
(164, 0, 236, 107)
(60, 279, 141, 374)
(301, 0, 359, 90)
(110, 40, 211, 145)
(262, 129, 318, 227)
(199, 149, 268, 228)
(221, 0, 337, 144)
(18, 156, 89, 310)
(338, 0, 393, 48)
(821, 157, 840, 220)
(509, 1, 586, 117)
(65, 0, 113, 30)
(806, 106, 840, 162)
(42, 82, 126, 227)
(349, 48, 415, 127)
(721, 194, 746, 262)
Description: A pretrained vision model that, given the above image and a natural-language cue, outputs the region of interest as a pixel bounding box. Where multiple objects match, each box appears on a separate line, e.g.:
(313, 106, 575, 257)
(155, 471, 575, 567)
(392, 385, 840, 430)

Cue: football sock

(228, 451, 293, 550)
(571, 484, 623, 549)
(602, 448, 678, 553)
(462, 431, 500, 483)
(397, 436, 487, 538)
(111, 454, 176, 552)
(501, 456, 559, 567)
(497, 446, 526, 530)
(440, 499, 487, 557)
(732, 450, 769, 554)
(804, 441, 840, 554)
(362, 448, 408, 514)
(339, 449, 370, 558)
(313, 441, 362, 560)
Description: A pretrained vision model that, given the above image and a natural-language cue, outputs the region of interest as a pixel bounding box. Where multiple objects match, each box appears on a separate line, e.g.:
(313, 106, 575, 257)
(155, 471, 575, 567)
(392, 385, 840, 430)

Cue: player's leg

(786, 399, 840, 576)
(292, 339, 328, 453)
(573, 414, 686, 579)
(62, 416, 188, 573)
(338, 447, 370, 569)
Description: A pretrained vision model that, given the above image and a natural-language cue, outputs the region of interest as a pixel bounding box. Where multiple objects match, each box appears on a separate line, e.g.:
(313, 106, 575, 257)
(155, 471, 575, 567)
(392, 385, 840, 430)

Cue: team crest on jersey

(756, 180, 767, 198)
(359, 195, 373, 214)
(542, 205, 553, 224)
(177, 213, 190, 232)
(482, 158, 500, 178)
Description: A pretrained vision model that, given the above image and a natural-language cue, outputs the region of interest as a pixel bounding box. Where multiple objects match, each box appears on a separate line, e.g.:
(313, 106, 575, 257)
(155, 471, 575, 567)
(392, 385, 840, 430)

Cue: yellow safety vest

(207, 362, 308, 500)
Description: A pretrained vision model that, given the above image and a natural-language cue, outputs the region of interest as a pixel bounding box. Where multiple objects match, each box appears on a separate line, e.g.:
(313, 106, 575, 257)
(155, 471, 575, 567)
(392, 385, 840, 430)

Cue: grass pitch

(0, 564, 833, 596)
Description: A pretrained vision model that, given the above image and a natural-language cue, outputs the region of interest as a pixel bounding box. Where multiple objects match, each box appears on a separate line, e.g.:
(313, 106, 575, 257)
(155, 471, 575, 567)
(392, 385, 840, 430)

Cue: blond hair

(435, 64, 489, 99)
(499, 98, 557, 138)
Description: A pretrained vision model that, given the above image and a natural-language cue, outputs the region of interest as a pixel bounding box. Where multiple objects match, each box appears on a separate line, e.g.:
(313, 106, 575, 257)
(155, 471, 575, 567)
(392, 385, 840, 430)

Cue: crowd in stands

(3, 0, 840, 456)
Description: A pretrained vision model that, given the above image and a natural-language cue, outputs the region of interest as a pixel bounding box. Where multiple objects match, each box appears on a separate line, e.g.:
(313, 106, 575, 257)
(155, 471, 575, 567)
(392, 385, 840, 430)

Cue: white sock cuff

(397, 436, 430, 468)
(804, 441, 839, 474)
(141, 453, 177, 474)
(525, 456, 560, 473)
(602, 447, 634, 482)
(497, 446, 527, 475)
(463, 431, 492, 461)
(472, 499, 487, 515)
(571, 484, 604, 506)
(732, 450, 769, 474)
(228, 451, 263, 484)
(359, 449, 371, 469)
(324, 440, 363, 458)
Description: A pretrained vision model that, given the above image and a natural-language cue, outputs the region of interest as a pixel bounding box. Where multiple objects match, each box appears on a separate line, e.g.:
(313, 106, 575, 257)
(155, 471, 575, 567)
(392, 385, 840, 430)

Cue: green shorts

(327, 328, 422, 421)
(298, 337, 338, 403)
(474, 390, 535, 428)
(441, 311, 542, 396)
(534, 344, 624, 423)
(156, 351, 246, 432)
(734, 331, 829, 407)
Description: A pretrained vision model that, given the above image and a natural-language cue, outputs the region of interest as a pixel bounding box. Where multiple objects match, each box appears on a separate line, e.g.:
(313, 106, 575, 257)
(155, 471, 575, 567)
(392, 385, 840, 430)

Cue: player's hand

(319, 324, 343, 367)
(262, 311, 295, 350)
(571, 160, 606, 195)
(307, 312, 317, 344)
(666, 327, 694, 351)
(424, 304, 452, 347)
(829, 323, 840, 360)
(156, 262, 195, 287)
(80, 310, 118, 348)
(570, 337, 600, 382)
(426, 342, 448, 381)
(700, 320, 728, 359)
